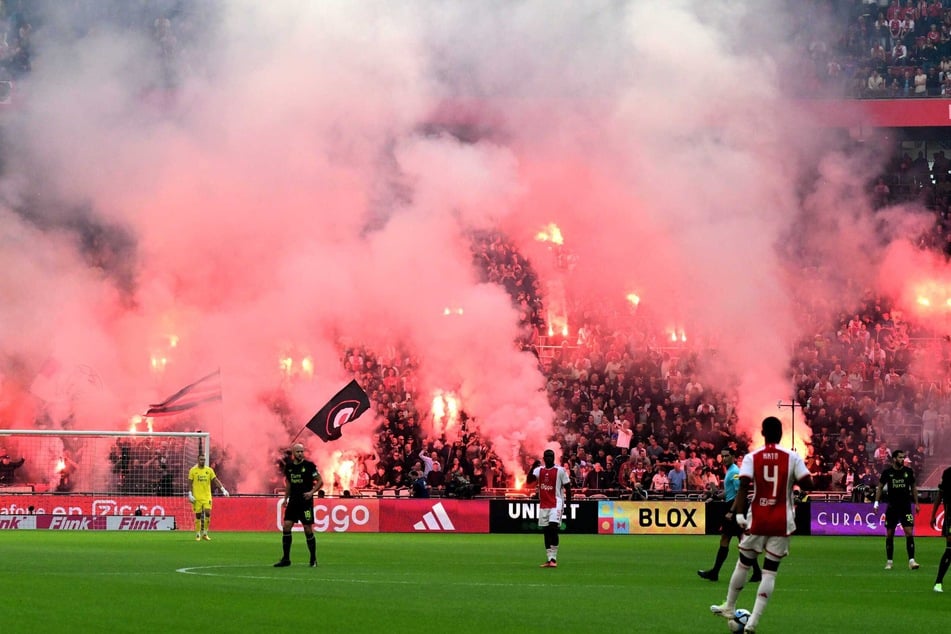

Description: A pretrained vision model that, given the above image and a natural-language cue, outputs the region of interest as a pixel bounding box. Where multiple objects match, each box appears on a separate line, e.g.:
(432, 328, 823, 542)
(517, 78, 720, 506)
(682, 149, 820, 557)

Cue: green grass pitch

(0, 532, 946, 633)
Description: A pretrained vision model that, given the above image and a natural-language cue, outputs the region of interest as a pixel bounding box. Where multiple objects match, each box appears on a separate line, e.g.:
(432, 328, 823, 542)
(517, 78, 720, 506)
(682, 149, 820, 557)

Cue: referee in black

(274, 443, 323, 567)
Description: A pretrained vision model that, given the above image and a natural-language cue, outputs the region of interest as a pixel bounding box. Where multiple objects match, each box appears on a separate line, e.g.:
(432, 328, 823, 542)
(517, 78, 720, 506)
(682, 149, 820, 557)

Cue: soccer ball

(728, 609, 751, 633)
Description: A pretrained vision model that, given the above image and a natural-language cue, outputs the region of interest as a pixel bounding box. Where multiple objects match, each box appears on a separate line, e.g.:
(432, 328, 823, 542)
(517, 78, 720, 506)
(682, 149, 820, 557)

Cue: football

(728, 609, 751, 633)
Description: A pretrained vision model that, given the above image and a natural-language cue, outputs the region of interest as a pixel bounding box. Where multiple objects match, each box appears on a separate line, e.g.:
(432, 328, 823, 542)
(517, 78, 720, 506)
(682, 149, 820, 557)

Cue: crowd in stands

(796, 0, 951, 98)
(0, 0, 217, 94)
(320, 220, 950, 501)
(107, 436, 189, 496)
(0, 0, 33, 80)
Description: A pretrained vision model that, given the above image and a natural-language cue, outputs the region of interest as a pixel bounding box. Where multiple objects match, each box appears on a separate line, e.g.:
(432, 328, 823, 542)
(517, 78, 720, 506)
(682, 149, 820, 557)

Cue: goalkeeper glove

(187, 491, 195, 503)
(220, 487, 230, 497)
(873, 501, 879, 511)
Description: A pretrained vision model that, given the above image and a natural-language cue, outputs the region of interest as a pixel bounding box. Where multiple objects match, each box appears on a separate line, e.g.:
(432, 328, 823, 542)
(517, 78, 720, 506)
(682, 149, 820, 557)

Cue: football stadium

(1, 1, 951, 632)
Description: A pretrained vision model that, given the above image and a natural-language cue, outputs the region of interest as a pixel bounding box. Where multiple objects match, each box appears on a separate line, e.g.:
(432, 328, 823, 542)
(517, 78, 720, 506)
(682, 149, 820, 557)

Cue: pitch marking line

(175, 565, 923, 591)
(176, 565, 619, 587)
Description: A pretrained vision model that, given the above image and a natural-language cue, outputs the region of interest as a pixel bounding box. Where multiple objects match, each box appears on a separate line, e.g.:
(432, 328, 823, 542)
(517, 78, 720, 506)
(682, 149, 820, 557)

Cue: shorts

(284, 498, 315, 526)
(884, 506, 914, 530)
(720, 512, 744, 538)
(737, 533, 790, 561)
(192, 498, 212, 513)
(538, 506, 564, 527)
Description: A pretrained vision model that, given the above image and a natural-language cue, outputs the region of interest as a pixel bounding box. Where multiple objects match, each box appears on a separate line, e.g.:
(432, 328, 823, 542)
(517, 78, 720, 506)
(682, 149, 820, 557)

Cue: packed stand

(312, 214, 951, 501)
(789, 0, 951, 99)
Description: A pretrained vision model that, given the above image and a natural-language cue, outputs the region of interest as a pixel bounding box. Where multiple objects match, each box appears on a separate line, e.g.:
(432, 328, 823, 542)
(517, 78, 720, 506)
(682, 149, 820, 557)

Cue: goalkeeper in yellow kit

(188, 454, 229, 540)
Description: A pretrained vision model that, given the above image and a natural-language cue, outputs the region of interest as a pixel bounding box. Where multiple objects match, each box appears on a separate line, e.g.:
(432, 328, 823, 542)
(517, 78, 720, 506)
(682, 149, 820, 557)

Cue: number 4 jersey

(739, 443, 811, 536)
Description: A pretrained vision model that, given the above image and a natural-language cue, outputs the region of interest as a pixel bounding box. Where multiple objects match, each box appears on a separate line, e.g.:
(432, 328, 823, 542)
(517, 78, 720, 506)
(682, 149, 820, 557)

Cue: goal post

(0, 430, 210, 498)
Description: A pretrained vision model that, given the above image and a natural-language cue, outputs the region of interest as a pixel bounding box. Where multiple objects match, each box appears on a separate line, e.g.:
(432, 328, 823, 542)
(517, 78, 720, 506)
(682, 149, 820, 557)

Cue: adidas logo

(413, 502, 456, 531)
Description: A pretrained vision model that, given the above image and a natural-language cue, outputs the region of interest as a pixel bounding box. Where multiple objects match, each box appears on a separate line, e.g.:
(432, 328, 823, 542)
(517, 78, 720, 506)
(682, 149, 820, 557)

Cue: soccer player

(274, 443, 323, 568)
(187, 453, 229, 541)
(874, 449, 920, 570)
(698, 448, 762, 583)
(933, 464, 951, 592)
(525, 448, 571, 568)
(710, 416, 813, 634)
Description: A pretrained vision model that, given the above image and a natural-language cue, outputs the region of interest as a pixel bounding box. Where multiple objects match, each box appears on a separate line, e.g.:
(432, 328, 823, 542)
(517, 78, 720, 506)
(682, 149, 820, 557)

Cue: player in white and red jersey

(710, 416, 813, 634)
(526, 448, 571, 568)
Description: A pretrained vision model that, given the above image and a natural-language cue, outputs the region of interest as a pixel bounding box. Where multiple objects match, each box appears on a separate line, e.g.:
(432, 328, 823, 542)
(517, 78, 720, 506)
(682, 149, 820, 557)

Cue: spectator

(867, 68, 887, 95)
(353, 463, 371, 491)
(0, 453, 25, 485)
(582, 461, 609, 491)
(915, 67, 928, 95)
(369, 464, 389, 493)
(873, 12, 891, 50)
(650, 463, 670, 493)
(55, 450, 79, 493)
(701, 466, 720, 491)
(668, 460, 688, 493)
(469, 459, 487, 495)
(427, 459, 445, 491)
(923, 401, 939, 456)
(874, 440, 892, 469)
(892, 40, 909, 64)
(410, 470, 430, 498)
(628, 479, 649, 501)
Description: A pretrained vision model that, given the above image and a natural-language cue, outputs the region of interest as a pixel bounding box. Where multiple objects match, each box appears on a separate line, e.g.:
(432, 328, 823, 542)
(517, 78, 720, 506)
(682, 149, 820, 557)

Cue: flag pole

(290, 423, 309, 444)
(212, 367, 225, 454)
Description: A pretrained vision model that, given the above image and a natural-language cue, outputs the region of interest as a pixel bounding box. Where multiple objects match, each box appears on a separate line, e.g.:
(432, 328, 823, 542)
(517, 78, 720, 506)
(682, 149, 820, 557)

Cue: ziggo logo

(274, 499, 373, 532)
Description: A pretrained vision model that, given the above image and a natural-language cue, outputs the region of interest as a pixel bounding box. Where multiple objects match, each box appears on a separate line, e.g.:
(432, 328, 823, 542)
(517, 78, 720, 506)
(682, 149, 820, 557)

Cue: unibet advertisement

(488, 499, 597, 533)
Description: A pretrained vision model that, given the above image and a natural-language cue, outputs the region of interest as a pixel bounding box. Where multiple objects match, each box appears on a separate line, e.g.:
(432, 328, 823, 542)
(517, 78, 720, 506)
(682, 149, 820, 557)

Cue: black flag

(146, 370, 222, 417)
(305, 380, 371, 442)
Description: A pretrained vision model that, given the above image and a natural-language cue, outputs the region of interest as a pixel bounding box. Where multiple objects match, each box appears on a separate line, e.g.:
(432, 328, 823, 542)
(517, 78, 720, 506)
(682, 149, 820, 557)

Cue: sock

(282, 531, 293, 560)
(725, 560, 750, 609)
(204, 517, 211, 534)
(937, 547, 951, 584)
(544, 524, 559, 559)
(712, 545, 729, 574)
(194, 518, 201, 535)
(752, 558, 762, 577)
(747, 570, 776, 630)
(885, 536, 894, 560)
(306, 534, 317, 561)
(906, 536, 915, 561)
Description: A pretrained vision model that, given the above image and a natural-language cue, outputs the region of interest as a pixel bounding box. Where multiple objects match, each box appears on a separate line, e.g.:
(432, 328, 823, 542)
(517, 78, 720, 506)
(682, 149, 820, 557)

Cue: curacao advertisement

(811, 502, 940, 536)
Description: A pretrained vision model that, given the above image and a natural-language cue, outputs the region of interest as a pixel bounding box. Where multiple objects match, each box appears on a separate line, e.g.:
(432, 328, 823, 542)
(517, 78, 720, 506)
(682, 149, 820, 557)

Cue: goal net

(0, 430, 209, 497)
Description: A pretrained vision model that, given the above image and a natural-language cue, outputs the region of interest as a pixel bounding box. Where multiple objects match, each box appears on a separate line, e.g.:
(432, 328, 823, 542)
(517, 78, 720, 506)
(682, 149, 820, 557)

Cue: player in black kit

(874, 449, 920, 571)
(931, 465, 951, 592)
(274, 443, 324, 567)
